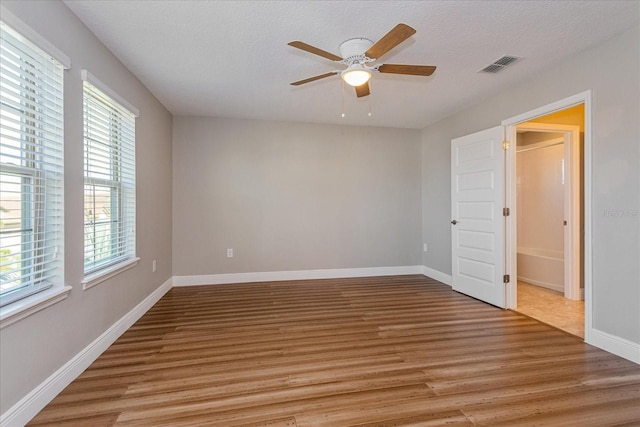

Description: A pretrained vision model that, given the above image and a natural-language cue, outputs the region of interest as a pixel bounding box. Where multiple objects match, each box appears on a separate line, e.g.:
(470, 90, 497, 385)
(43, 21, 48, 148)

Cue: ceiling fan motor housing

(339, 38, 373, 63)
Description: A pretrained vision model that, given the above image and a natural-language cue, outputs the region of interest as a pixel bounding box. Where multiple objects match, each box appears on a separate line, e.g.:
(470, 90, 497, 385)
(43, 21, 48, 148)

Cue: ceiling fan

(288, 23, 436, 98)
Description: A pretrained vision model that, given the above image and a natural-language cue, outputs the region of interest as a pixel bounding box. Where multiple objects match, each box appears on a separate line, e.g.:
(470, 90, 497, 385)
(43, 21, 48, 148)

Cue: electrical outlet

(152, 259, 157, 272)
(227, 248, 233, 258)
(423, 243, 428, 252)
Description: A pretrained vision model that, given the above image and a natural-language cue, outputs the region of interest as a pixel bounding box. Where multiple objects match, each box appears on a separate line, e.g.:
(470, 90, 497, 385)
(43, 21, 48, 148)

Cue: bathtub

(517, 247, 564, 292)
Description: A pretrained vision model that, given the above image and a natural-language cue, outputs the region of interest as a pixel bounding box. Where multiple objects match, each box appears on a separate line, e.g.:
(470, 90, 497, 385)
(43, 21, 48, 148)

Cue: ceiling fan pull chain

(341, 79, 346, 118)
(368, 81, 372, 117)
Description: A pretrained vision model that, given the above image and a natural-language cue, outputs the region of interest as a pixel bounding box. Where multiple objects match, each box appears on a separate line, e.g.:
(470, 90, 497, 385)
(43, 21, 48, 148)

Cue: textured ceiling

(63, 0, 639, 129)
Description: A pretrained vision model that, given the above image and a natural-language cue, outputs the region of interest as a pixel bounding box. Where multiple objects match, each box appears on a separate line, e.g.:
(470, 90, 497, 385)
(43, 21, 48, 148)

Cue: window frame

(0, 9, 71, 327)
(81, 70, 139, 289)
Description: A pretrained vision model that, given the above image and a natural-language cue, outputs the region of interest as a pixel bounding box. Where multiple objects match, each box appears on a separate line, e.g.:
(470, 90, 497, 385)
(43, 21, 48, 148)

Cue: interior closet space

(516, 131, 565, 293)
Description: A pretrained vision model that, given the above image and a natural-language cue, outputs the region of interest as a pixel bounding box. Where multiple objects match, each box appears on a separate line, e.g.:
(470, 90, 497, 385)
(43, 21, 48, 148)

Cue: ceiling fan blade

(290, 72, 338, 86)
(365, 23, 416, 60)
(378, 64, 436, 76)
(355, 82, 370, 98)
(288, 41, 342, 61)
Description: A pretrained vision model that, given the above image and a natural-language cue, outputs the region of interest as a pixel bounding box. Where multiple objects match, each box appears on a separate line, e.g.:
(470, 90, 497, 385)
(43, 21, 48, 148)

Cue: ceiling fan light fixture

(341, 64, 371, 87)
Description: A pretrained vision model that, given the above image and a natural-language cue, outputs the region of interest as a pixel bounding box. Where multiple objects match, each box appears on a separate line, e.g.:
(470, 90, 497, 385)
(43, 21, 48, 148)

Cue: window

(82, 72, 137, 281)
(0, 20, 64, 307)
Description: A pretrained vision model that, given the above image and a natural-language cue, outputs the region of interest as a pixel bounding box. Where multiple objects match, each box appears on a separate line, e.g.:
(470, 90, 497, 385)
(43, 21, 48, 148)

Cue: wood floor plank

(113, 384, 435, 426)
(28, 275, 640, 426)
(464, 384, 640, 425)
(349, 410, 474, 427)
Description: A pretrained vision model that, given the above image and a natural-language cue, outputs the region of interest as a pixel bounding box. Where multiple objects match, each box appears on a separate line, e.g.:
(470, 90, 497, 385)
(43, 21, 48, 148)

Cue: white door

(451, 126, 506, 307)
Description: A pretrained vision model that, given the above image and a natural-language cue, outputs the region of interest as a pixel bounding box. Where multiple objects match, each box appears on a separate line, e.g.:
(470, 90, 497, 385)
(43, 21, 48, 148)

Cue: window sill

(82, 257, 140, 290)
(0, 285, 72, 330)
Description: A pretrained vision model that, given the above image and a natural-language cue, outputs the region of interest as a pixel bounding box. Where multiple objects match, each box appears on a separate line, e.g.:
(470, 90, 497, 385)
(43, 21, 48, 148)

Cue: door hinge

(503, 274, 510, 283)
(503, 207, 510, 216)
(503, 140, 510, 150)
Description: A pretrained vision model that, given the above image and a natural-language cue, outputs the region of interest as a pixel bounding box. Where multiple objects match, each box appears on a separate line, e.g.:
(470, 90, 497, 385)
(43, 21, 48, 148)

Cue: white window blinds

(0, 20, 64, 307)
(83, 77, 136, 275)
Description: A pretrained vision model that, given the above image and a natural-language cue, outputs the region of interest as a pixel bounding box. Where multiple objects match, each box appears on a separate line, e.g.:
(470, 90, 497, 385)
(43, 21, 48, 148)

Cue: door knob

(451, 220, 458, 225)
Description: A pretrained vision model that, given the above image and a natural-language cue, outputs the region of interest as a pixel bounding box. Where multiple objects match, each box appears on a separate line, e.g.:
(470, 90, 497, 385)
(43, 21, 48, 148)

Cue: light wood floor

(516, 281, 585, 338)
(29, 275, 640, 426)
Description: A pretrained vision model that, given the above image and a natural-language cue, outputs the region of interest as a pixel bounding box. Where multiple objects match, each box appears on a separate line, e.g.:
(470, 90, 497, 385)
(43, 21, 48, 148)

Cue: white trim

(422, 266, 452, 286)
(589, 329, 640, 365)
(517, 277, 563, 293)
(81, 69, 140, 117)
(82, 257, 140, 290)
(173, 266, 424, 287)
(0, 278, 173, 427)
(582, 93, 593, 343)
(0, 6, 70, 69)
(515, 136, 564, 152)
(0, 286, 72, 330)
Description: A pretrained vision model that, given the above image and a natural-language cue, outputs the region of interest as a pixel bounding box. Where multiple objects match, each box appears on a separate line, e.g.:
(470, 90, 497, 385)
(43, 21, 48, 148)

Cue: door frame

(514, 122, 581, 301)
(502, 90, 592, 343)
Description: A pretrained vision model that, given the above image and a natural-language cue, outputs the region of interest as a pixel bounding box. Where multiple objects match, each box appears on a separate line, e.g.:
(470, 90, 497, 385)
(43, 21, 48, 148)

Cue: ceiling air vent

(478, 55, 523, 73)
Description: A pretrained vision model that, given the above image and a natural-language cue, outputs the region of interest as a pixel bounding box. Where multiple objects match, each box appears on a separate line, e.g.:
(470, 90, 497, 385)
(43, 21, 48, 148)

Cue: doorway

(503, 95, 591, 341)
(513, 109, 585, 337)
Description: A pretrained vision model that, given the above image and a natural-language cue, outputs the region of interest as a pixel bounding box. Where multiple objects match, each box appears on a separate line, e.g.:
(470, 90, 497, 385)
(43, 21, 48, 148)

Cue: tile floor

(515, 281, 585, 338)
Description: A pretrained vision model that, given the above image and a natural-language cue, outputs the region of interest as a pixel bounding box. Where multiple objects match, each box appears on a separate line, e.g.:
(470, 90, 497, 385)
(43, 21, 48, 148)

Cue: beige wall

(0, 0, 173, 412)
(421, 25, 640, 343)
(516, 137, 565, 256)
(172, 117, 422, 275)
(531, 104, 585, 130)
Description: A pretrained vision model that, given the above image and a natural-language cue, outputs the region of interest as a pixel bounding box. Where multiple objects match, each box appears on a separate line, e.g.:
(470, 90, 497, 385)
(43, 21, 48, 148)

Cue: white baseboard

(422, 266, 452, 286)
(588, 328, 640, 365)
(0, 277, 173, 427)
(173, 265, 424, 287)
(517, 276, 563, 293)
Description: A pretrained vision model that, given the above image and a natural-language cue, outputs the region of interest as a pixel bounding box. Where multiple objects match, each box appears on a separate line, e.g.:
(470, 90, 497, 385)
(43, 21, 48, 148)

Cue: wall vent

(478, 55, 523, 73)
